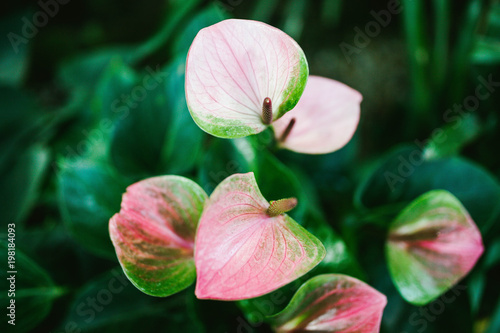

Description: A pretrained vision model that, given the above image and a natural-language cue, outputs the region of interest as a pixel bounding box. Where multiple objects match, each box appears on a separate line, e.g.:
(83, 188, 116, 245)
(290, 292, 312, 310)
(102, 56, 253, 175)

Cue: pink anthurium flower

(270, 274, 387, 333)
(386, 190, 484, 305)
(194, 172, 326, 300)
(109, 176, 207, 297)
(272, 75, 362, 154)
(185, 19, 309, 138)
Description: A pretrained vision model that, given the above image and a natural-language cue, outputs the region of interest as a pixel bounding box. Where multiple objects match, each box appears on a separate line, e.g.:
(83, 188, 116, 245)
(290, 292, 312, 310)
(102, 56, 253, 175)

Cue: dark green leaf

(423, 115, 481, 159)
(57, 155, 130, 259)
(58, 48, 139, 93)
(0, 145, 50, 226)
(472, 37, 500, 64)
(356, 146, 500, 232)
(57, 268, 204, 333)
(159, 57, 204, 174)
(91, 58, 138, 121)
(108, 65, 170, 176)
(0, 241, 65, 333)
(0, 12, 30, 86)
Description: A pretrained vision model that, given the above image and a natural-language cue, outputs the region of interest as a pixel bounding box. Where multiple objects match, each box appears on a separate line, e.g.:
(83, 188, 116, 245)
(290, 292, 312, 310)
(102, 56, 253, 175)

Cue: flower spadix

(194, 172, 326, 300)
(271, 274, 387, 333)
(272, 75, 362, 154)
(185, 19, 308, 138)
(109, 176, 207, 297)
(386, 190, 484, 305)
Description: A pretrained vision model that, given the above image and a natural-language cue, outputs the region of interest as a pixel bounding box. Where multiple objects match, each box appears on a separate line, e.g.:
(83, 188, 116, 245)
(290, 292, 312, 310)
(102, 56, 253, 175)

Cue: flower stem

(279, 117, 296, 143)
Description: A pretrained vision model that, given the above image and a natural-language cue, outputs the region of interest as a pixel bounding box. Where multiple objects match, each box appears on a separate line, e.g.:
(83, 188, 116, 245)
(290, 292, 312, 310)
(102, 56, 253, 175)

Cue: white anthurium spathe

(185, 19, 308, 138)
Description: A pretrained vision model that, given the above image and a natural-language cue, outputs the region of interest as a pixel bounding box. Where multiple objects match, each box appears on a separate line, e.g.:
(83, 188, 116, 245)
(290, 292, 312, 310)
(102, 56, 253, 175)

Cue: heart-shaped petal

(270, 274, 387, 333)
(109, 176, 207, 297)
(185, 19, 309, 138)
(194, 172, 325, 300)
(272, 75, 362, 154)
(386, 190, 484, 305)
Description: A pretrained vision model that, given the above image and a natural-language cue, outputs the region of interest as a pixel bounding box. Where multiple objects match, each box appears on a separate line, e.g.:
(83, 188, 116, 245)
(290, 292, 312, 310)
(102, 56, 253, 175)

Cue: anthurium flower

(194, 172, 326, 300)
(386, 190, 484, 305)
(272, 75, 362, 154)
(270, 274, 387, 333)
(185, 19, 308, 138)
(109, 176, 207, 297)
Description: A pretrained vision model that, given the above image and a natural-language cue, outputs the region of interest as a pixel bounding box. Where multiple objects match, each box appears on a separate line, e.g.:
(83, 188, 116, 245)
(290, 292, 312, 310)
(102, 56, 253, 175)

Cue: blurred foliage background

(1, 0, 500, 332)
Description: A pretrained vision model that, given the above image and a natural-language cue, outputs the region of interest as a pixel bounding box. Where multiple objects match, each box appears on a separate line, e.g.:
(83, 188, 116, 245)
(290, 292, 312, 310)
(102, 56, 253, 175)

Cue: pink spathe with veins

(194, 172, 325, 300)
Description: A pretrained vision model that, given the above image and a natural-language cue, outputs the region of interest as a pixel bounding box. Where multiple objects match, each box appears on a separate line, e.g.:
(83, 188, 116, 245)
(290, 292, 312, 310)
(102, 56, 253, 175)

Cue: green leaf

(0, 86, 43, 146)
(134, 0, 203, 59)
(386, 190, 484, 305)
(110, 176, 207, 297)
(57, 268, 204, 333)
(356, 146, 500, 231)
(91, 58, 138, 121)
(487, 297, 500, 333)
(159, 57, 204, 174)
(423, 115, 481, 160)
(198, 138, 255, 195)
(0, 144, 50, 226)
(106, 58, 203, 176)
(57, 155, 130, 259)
(472, 37, 500, 64)
(58, 48, 139, 93)
(0, 12, 30, 86)
(108, 65, 170, 176)
(0, 241, 65, 333)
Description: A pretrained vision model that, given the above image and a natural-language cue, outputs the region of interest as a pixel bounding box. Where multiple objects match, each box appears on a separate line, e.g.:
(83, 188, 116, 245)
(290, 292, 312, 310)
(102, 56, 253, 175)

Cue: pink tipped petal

(194, 172, 325, 300)
(186, 19, 309, 138)
(271, 274, 387, 333)
(386, 190, 484, 305)
(109, 176, 207, 297)
(272, 76, 362, 154)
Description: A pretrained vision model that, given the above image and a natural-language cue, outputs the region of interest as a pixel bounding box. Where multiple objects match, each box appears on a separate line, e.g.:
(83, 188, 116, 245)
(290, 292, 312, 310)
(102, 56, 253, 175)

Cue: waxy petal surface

(271, 274, 387, 333)
(186, 19, 308, 138)
(109, 176, 207, 297)
(194, 172, 325, 300)
(272, 76, 362, 154)
(386, 190, 484, 305)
